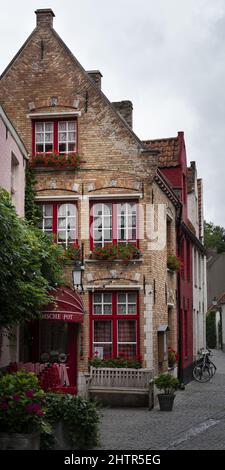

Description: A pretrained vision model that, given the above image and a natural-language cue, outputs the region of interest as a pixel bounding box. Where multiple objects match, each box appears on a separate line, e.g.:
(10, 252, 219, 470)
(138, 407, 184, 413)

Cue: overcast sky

(1, 0, 224, 226)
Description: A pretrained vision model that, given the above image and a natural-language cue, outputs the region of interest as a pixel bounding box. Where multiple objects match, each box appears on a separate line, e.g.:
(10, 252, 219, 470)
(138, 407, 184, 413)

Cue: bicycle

(192, 347, 217, 382)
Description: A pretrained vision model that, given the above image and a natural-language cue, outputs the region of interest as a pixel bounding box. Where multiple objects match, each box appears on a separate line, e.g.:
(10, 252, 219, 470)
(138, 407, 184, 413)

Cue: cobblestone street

(98, 349, 225, 450)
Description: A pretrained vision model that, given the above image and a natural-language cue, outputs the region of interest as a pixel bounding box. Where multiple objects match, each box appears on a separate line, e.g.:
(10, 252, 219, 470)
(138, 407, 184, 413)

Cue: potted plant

(92, 242, 142, 263)
(167, 254, 181, 272)
(0, 370, 47, 450)
(154, 373, 179, 411)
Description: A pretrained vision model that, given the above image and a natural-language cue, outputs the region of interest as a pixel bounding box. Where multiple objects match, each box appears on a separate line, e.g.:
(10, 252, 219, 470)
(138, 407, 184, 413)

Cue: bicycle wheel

(192, 364, 212, 382)
(209, 361, 217, 376)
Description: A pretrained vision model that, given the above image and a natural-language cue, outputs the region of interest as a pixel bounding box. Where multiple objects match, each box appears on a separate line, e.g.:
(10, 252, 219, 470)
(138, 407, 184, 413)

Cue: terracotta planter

(0, 432, 40, 450)
(157, 394, 175, 411)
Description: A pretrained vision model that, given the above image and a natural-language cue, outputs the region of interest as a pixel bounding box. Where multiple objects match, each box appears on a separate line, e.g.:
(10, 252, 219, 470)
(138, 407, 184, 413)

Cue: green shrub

(89, 356, 142, 369)
(154, 373, 179, 395)
(0, 371, 46, 433)
(41, 393, 100, 450)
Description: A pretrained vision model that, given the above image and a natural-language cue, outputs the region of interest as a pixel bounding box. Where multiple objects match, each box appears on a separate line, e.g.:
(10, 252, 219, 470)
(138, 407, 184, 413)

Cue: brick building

(144, 133, 206, 383)
(0, 9, 179, 394)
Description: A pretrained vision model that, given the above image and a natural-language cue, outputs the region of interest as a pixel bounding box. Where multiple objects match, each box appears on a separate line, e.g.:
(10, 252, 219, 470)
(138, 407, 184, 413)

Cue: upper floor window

(38, 202, 77, 246)
(91, 201, 138, 248)
(34, 119, 77, 154)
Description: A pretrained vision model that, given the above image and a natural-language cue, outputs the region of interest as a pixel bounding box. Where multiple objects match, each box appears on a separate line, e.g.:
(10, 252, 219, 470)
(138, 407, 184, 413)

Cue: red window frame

(37, 201, 78, 246)
(89, 291, 140, 359)
(90, 200, 139, 249)
(32, 118, 78, 155)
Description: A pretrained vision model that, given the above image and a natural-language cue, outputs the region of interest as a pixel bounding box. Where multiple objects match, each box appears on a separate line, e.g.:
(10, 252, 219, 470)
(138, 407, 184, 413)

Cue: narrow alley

(99, 349, 225, 450)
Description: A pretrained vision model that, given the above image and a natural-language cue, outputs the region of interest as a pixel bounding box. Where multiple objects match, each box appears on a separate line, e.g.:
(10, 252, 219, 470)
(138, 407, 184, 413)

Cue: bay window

(91, 201, 138, 248)
(38, 202, 77, 246)
(90, 291, 139, 359)
(33, 119, 77, 154)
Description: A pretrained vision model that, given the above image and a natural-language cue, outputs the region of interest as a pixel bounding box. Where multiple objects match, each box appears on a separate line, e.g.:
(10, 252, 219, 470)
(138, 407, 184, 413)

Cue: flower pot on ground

(154, 373, 179, 411)
(0, 370, 46, 450)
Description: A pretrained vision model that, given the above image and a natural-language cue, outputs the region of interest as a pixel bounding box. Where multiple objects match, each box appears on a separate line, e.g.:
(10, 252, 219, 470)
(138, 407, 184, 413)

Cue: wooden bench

(88, 367, 154, 409)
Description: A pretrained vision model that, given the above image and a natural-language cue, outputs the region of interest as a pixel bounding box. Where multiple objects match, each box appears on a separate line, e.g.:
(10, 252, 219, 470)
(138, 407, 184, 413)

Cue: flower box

(92, 243, 142, 263)
(29, 152, 81, 169)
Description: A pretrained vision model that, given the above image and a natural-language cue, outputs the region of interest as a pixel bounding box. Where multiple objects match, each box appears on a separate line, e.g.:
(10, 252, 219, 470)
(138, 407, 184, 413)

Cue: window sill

(85, 258, 143, 264)
(32, 166, 80, 172)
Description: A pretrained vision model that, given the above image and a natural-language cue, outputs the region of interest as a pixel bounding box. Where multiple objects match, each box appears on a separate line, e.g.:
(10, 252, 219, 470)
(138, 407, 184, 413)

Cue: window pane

(94, 344, 112, 359)
(118, 293, 126, 303)
(118, 304, 126, 314)
(68, 132, 76, 141)
(43, 205, 52, 217)
(103, 204, 112, 216)
(104, 229, 112, 241)
(58, 231, 66, 242)
(103, 293, 112, 303)
(59, 143, 66, 153)
(94, 305, 102, 314)
(128, 293, 136, 303)
(94, 293, 102, 303)
(68, 122, 75, 130)
(68, 143, 76, 152)
(58, 204, 67, 217)
(67, 204, 76, 216)
(45, 123, 53, 132)
(128, 304, 136, 314)
(118, 344, 136, 358)
(36, 144, 44, 152)
(68, 230, 76, 241)
(58, 218, 66, 229)
(45, 143, 53, 152)
(59, 132, 66, 142)
(58, 122, 66, 131)
(104, 217, 111, 228)
(118, 320, 136, 342)
(44, 219, 52, 230)
(94, 321, 111, 342)
(93, 204, 102, 216)
(67, 218, 76, 229)
(45, 133, 53, 142)
(103, 305, 112, 315)
(36, 134, 43, 143)
(36, 123, 43, 132)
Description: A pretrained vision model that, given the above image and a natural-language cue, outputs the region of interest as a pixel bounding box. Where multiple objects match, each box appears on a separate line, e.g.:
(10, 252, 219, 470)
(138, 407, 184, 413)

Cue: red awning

(42, 287, 84, 323)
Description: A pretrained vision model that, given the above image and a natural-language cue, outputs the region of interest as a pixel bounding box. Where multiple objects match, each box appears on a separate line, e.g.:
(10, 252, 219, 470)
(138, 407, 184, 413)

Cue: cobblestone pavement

(98, 349, 225, 450)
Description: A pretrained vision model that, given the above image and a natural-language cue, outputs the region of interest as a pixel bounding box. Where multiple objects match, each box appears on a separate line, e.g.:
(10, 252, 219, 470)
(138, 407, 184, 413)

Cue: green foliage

(204, 221, 225, 253)
(0, 371, 46, 433)
(89, 356, 142, 369)
(206, 310, 217, 349)
(154, 373, 179, 395)
(25, 168, 41, 225)
(41, 393, 100, 449)
(167, 254, 181, 272)
(0, 189, 65, 327)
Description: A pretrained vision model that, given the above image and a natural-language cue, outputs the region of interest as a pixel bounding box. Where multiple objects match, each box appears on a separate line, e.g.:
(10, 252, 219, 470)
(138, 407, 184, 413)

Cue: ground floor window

(90, 291, 139, 359)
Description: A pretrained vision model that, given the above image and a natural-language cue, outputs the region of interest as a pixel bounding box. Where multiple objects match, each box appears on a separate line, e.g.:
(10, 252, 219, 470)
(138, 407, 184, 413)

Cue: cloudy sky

(1, 0, 225, 226)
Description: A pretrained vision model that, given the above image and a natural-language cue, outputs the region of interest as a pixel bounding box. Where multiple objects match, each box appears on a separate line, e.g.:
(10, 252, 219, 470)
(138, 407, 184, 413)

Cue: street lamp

(212, 296, 218, 307)
(72, 243, 85, 293)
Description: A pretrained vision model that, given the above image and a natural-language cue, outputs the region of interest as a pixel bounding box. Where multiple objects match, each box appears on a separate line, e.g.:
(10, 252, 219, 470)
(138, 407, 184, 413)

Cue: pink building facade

(0, 105, 28, 367)
(0, 105, 28, 216)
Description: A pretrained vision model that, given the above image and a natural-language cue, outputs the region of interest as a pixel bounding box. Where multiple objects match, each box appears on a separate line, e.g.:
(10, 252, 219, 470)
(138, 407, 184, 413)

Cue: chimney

(35, 9, 55, 28)
(87, 70, 103, 89)
(112, 101, 133, 129)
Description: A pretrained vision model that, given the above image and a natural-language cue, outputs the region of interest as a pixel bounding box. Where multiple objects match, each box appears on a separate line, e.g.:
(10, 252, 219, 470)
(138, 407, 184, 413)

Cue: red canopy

(42, 287, 84, 323)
